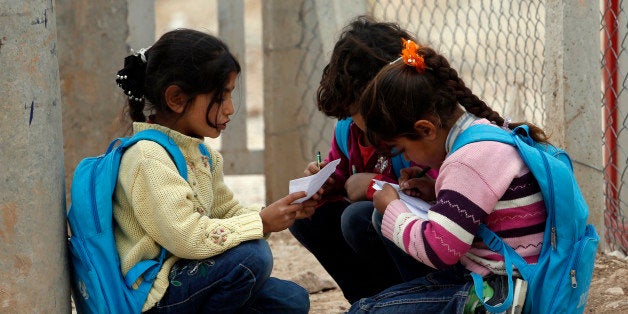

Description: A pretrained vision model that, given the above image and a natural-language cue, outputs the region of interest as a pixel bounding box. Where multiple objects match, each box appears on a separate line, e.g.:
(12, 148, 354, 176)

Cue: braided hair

(360, 42, 548, 147)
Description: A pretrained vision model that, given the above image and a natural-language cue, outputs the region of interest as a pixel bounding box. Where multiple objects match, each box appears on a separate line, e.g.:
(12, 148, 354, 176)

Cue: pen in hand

(415, 166, 431, 178)
(316, 151, 322, 169)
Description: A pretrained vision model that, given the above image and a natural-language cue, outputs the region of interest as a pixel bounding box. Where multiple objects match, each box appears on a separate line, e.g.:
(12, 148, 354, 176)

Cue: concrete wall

(262, 0, 366, 201)
(544, 0, 604, 244)
(0, 0, 69, 311)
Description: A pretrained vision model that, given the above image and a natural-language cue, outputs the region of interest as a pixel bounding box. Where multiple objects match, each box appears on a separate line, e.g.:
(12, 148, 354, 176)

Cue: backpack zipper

(548, 227, 594, 309)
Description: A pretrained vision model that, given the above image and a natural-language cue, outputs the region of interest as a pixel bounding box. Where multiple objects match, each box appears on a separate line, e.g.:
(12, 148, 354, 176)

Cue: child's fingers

(304, 162, 320, 175)
(399, 167, 414, 181)
(381, 184, 400, 199)
(283, 191, 307, 204)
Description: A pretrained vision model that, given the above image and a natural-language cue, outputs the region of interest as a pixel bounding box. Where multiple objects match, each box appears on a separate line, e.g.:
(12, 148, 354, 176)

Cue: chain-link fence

(287, 0, 625, 252)
(602, 0, 628, 254)
(297, 1, 547, 159)
(257, 0, 622, 251)
(369, 1, 547, 127)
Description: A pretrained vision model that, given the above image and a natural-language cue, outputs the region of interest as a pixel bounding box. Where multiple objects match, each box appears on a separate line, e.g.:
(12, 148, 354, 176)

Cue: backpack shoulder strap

(450, 124, 533, 312)
(117, 129, 189, 287)
(335, 117, 353, 158)
(451, 124, 515, 154)
(122, 129, 189, 179)
(391, 154, 411, 178)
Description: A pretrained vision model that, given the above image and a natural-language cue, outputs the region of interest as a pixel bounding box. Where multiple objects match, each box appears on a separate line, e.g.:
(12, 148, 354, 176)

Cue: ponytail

(116, 53, 148, 122)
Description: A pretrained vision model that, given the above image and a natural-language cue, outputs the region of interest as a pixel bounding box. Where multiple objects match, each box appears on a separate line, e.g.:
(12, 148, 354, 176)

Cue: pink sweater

(381, 118, 546, 276)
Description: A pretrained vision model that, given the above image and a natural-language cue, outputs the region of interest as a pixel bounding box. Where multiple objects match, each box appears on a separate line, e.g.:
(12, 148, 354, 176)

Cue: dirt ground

(268, 229, 628, 314)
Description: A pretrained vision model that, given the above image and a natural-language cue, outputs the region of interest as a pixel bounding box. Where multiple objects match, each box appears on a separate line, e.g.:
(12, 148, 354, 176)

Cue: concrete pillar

(56, 0, 154, 204)
(262, 0, 366, 201)
(218, 0, 264, 175)
(544, 0, 604, 245)
(0, 0, 69, 312)
(128, 0, 156, 49)
(263, 0, 310, 201)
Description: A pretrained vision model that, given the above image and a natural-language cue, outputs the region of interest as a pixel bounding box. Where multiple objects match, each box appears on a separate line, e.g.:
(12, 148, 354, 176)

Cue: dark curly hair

(116, 28, 241, 123)
(360, 43, 548, 147)
(316, 15, 415, 119)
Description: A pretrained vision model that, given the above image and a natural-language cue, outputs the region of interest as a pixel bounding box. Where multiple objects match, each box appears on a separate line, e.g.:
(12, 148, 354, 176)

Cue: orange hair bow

(400, 39, 426, 73)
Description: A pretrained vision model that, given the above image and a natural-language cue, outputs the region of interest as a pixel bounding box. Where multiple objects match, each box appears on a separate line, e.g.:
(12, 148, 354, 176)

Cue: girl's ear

(413, 120, 438, 140)
(164, 85, 187, 113)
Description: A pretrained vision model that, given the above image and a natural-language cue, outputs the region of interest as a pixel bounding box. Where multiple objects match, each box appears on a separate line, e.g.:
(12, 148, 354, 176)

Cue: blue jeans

(145, 239, 309, 314)
(348, 264, 473, 313)
(289, 200, 402, 303)
(372, 211, 435, 282)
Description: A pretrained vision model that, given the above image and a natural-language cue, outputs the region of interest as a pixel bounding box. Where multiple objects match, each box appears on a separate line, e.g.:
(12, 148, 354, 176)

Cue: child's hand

(260, 191, 307, 233)
(399, 167, 436, 202)
(303, 161, 335, 193)
(304, 161, 325, 175)
(373, 183, 399, 214)
(293, 188, 322, 219)
(345, 172, 377, 201)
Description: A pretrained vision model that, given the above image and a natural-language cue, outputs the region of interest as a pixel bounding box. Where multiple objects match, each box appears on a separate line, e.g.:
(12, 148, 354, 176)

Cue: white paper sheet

(372, 180, 430, 219)
(289, 159, 341, 203)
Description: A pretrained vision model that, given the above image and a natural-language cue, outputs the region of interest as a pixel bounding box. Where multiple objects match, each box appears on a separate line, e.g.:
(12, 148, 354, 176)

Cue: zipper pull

(570, 269, 577, 288)
(551, 226, 557, 249)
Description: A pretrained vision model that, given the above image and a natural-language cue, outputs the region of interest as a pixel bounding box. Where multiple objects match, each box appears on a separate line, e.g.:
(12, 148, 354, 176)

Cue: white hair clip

(137, 47, 150, 63)
(503, 117, 512, 129)
(131, 47, 151, 63)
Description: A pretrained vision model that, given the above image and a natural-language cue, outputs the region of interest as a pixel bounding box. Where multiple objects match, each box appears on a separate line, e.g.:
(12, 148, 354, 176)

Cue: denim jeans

(348, 264, 473, 313)
(372, 210, 435, 282)
(145, 239, 309, 314)
(289, 200, 402, 303)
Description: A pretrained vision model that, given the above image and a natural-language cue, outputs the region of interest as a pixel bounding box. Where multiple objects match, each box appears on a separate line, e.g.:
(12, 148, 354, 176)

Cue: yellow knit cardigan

(113, 123, 265, 311)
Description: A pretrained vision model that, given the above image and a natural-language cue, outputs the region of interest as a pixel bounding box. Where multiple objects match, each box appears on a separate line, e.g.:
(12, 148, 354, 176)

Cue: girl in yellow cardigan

(113, 28, 316, 313)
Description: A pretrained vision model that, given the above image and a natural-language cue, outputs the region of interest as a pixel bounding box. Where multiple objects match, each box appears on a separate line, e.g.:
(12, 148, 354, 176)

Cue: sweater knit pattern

(113, 123, 265, 311)
(381, 118, 547, 277)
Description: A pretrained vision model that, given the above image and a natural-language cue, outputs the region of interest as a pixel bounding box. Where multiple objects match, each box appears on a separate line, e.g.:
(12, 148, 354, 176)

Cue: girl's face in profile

(182, 72, 238, 139)
(387, 120, 448, 170)
(388, 137, 440, 169)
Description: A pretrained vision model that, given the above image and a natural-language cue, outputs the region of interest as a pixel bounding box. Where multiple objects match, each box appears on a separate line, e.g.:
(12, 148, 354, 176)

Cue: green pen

(316, 151, 322, 169)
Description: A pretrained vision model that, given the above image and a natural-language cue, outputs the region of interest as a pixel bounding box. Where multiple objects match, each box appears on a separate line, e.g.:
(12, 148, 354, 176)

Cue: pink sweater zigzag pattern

(381, 120, 546, 276)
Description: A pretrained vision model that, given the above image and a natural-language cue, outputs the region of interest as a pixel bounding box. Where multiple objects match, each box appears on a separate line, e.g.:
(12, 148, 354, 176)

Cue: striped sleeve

(381, 141, 526, 269)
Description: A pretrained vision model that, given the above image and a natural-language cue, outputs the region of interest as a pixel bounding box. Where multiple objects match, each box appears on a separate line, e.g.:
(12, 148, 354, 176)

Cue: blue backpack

(67, 129, 210, 314)
(451, 124, 599, 314)
(335, 117, 411, 178)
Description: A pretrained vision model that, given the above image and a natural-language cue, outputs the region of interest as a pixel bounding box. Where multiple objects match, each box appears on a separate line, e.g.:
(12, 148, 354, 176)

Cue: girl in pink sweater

(348, 39, 550, 313)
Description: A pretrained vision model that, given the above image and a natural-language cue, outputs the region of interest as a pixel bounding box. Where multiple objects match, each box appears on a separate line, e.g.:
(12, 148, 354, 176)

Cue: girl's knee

(236, 239, 273, 278)
(288, 282, 310, 313)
